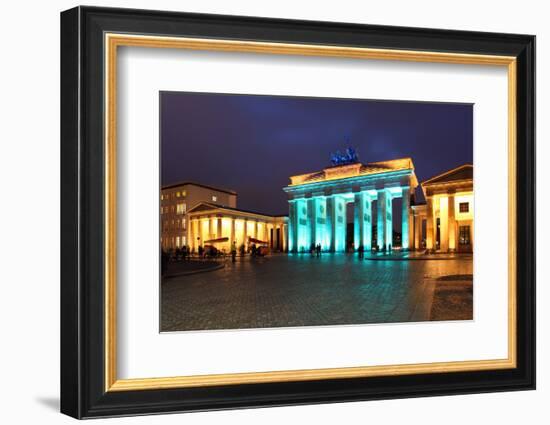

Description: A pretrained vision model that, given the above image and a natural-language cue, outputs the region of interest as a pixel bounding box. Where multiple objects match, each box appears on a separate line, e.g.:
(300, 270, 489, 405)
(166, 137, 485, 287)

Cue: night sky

(161, 92, 473, 217)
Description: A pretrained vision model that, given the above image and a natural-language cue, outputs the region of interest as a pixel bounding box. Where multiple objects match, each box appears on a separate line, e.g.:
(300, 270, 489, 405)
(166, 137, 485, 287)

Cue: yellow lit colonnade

(283, 158, 419, 253)
(411, 164, 474, 253)
(186, 202, 288, 253)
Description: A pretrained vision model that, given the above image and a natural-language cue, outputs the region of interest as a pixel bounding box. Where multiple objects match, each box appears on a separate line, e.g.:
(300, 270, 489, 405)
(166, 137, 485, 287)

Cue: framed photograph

(60, 6, 535, 419)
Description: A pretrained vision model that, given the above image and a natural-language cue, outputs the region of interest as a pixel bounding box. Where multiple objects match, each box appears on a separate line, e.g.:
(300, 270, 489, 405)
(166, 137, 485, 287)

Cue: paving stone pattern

(161, 254, 473, 332)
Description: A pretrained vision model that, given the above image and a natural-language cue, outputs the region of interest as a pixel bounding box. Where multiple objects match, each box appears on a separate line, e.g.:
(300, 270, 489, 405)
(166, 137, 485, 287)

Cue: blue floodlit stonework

(283, 157, 417, 253)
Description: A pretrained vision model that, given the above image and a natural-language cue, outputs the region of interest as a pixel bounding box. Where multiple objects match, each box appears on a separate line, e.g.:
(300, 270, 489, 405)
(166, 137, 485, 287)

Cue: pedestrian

(358, 244, 364, 260)
(231, 241, 237, 263)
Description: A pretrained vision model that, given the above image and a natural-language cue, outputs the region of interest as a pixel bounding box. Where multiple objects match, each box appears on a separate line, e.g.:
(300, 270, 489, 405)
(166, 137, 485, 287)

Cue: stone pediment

(187, 202, 220, 213)
(422, 164, 473, 186)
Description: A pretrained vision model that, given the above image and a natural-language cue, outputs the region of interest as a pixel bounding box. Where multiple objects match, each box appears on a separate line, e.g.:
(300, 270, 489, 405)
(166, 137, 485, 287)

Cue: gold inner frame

(104, 33, 517, 392)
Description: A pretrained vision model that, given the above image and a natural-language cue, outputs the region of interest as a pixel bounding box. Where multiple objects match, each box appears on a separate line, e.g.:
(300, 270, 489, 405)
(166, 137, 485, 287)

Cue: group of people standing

(308, 242, 369, 260)
(310, 243, 323, 258)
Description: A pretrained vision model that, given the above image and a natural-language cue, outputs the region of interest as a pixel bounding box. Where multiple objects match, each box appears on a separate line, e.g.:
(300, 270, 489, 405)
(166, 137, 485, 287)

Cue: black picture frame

(61, 6, 535, 419)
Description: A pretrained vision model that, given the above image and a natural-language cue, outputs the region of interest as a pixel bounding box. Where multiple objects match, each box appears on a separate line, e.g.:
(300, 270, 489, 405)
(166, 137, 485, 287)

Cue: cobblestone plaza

(161, 254, 473, 332)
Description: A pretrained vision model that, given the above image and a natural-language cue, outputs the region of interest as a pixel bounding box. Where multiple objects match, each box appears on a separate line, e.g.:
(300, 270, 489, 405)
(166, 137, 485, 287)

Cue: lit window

(176, 203, 186, 214)
(176, 191, 181, 198)
(181, 190, 187, 197)
(459, 202, 469, 213)
(161, 194, 164, 200)
(212, 195, 217, 202)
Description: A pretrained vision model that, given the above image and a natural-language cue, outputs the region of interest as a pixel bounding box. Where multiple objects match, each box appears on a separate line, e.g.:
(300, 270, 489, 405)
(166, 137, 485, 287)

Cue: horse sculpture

(330, 146, 359, 166)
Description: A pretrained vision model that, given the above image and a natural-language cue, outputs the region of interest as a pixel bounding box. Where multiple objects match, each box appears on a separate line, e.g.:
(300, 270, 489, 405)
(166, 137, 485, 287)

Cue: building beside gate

(186, 203, 287, 253)
(411, 164, 474, 253)
(283, 158, 418, 253)
(160, 182, 237, 250)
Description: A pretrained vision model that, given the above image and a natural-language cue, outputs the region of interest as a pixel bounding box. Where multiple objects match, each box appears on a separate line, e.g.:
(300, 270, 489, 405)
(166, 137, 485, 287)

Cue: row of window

(162, 218, 187, 231)
(160, 191, 220, 202)
(161, 203, 187, 215)
(160, 190, 187, 201)
(161, 236, 188, 248)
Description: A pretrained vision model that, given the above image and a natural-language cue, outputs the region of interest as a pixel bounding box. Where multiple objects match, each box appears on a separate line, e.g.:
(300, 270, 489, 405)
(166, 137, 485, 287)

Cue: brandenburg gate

(283, 155, 418, 253)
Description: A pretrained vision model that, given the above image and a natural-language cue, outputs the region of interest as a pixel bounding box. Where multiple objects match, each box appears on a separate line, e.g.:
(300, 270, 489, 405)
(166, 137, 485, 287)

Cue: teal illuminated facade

(283, 158, 418, 253)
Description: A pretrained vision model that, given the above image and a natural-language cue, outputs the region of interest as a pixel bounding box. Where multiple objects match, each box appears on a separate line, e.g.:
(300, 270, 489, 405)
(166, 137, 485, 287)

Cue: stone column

(308, 197, 316, 248)
(333, 196, 345, 252)
(401, 187, 410, 250)
(316, 197, 327, 249)
(197, 218, 203, 247)
(301, 199, 309, 252)
(242, 218, 248, 249)
(414, 215, 421, 250)
(448, 194, 456, 251)
(326, 196, 334, 252)
(354, 192, 362, 251)
(440, 197, 449, 252)
(187, 218, 193, 250)
(254, 221, 258, 239)
(230, 217, 236, 249)
(217, 217, 222, 238)
(377, 190, 386, 251)
(408, 213, 414, 251)
(288, 202, 295, 252)
(363, 196, 372, 250)
(207, 216, 213, 241)
(293, 200, 300, 252)
(385, 192, 393, 250)
(426, 197, 434, 250)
